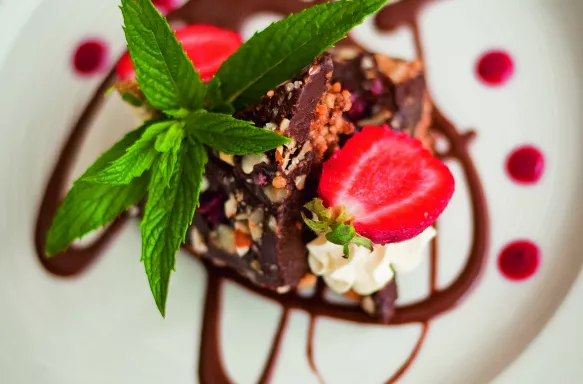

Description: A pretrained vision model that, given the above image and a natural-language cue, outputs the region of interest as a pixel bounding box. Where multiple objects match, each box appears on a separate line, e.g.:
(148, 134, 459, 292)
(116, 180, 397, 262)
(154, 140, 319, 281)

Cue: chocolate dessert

(183, 47, 433, 322)
(34, 1, 494, 382)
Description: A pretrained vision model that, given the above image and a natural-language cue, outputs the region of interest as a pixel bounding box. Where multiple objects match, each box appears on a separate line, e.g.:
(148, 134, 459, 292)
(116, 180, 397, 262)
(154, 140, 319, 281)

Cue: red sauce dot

(72, 39, 108, 76)
(476, 50, 514, 86)
(506, 145, 544, 184)
(498, 240, 540, 281)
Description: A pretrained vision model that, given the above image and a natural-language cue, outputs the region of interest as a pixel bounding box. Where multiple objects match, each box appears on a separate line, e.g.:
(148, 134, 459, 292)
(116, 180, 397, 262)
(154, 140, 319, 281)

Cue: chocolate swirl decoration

(33, 0, 489, 383)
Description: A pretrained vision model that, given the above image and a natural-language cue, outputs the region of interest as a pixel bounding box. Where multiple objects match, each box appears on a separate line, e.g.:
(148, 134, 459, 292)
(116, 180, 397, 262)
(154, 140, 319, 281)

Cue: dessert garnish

(45, 0, 391, 316)
(304, 125, 455, 255)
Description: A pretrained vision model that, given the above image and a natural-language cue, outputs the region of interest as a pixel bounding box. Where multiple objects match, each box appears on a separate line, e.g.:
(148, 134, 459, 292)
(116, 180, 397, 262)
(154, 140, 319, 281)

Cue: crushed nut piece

(268, 216, 278, 233)
(241, 154, 267, 174)
(235, 229, 252, 257)
(200, 176, 210, 193)
(219, 153, 235, 166)
(264, 185, 291, 203)
(210, 225, 236, 254)
(265, 122, 278, 131)
(249, 208, 265, 241)
(279, 118, 291, 132)
(276, 285, 292, 294)
(224, 194, 238, 218)
(294, 175, 307, 190)
(234, 220, 251, 234)
(361, 296, 376, 315)
(190, 228, 208, 255)
(298, 274, 317, 290)
(272, 175, 287, 189)
(308, 65, 321, 76)
(267, 90, 275, 97)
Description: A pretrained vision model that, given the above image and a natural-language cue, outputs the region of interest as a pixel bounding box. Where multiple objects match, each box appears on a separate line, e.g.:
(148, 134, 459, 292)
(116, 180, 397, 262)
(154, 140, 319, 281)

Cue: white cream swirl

(307, 227, 437, 296)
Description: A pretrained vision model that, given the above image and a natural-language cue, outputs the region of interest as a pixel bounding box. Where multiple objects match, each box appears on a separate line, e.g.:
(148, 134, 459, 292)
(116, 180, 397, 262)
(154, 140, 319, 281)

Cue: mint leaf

(155, 123, 184, 186)
(186, 110, 290, 155)
(120, 0, 204, 114)
(46, 125, 151, 255)
(141, 139, 207, 316)
(84, 120, 174, 185)
(155, 121, 184, 152)
(215, 0, 390, 110)
(205, 77, 234, 114)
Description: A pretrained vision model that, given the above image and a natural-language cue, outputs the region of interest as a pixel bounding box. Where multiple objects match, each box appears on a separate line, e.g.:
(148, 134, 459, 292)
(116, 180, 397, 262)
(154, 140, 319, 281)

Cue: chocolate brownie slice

(187, 54, 354, 291)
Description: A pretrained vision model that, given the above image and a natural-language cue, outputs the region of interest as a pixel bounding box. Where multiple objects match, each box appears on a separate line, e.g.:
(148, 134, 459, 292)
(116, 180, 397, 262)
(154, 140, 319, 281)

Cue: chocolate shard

(188, 54, 348, 291)
(330, 47, 432, 147)
(360, 279, 398, 323)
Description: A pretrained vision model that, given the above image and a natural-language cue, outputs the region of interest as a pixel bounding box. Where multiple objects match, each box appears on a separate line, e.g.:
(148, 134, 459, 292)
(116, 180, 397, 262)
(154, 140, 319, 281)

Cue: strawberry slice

(318, 125, 455, 244)
(116, 24, 242, 81)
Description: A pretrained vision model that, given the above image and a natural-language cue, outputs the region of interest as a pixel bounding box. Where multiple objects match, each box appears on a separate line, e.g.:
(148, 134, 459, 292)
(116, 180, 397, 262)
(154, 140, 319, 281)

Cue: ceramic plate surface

(1, 0, 583, 383)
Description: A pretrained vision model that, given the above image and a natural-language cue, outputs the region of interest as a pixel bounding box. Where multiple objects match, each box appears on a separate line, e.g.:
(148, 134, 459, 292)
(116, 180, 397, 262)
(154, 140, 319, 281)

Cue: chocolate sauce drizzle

(33, 1, 489, 382)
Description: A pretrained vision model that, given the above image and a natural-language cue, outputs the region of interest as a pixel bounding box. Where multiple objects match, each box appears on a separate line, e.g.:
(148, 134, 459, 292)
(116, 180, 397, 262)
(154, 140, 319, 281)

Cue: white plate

(1, 0, 583, 383)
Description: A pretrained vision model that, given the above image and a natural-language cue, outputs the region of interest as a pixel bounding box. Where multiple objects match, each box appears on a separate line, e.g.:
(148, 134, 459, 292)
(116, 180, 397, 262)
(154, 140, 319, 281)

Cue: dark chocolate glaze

(33, 0, 488, 383)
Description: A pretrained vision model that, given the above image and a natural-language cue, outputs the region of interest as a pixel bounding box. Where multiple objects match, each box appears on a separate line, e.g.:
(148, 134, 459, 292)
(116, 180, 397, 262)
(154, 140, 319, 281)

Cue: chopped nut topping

(235, 229, 252, 257)
(210, 225, 236, 254)
(285, 82, 295, 92)
(190, 228, 208, 255)
(268, 215, 278, 233)
(241, 154, 267, 174)
(249, 208, 265, 241)
(267, 90, 275, 97)
(264, 185, 291, 203)
(294, 175, 307, 190)
(276, 285, 292, 294)
(361, 296, 376, 315)
(234, 220, 251, 234)
(298, 274, 317, 290)
(200, 176, 210, 193)
(309, 82, 355, 160)
(224, 194, 238, 218)
(279, 118, 291, 132)
(308, 65, 321, 76)
(272, 175, 287, 189)
(265, 122, 278, 131)
(219, 152, 235, 166)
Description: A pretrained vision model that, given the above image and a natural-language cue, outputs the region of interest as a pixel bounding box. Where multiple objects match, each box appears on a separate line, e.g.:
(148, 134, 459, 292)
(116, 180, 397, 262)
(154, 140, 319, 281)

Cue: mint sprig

(302, 198, 374, 258)
(46, 0, 388, 316)
(215, 0, 390, 110)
